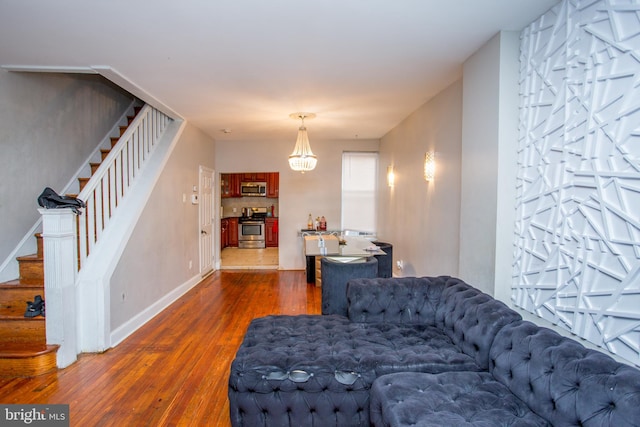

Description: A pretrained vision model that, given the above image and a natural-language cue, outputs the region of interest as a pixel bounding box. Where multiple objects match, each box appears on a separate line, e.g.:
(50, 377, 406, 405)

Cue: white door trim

(199, 166, 215, 276)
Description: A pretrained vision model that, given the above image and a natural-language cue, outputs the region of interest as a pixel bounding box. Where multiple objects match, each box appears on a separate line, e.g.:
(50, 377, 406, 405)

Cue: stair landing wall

(0, 71, 134, 282)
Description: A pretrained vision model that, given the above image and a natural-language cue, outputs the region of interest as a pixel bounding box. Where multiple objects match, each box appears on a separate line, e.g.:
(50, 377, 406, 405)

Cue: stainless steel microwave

(241, 182, 267, 197)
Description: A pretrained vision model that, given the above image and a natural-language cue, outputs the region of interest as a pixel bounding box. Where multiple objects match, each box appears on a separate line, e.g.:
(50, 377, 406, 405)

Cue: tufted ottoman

(228, 314, 486, 426)
(370, 371, 549, 426)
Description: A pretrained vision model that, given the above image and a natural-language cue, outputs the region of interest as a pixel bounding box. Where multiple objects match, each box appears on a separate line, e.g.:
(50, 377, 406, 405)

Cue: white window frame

(341, 151, 378, 234)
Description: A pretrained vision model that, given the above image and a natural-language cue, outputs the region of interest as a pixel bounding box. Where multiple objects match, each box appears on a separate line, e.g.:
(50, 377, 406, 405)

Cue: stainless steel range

(238, 207, 267, 249)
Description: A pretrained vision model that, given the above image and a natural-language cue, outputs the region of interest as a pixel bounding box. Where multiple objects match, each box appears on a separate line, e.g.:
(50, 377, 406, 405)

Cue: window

(341, 152, 378, 233)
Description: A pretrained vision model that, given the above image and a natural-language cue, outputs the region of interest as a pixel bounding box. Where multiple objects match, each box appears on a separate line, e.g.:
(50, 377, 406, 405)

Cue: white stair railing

(76, 105, 171, 269)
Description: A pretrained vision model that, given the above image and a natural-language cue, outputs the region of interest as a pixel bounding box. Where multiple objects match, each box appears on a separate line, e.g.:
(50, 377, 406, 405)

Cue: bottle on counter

(307, 214, 313, 230)
(315, 217, 320, 231)
(320, 216, 327, 230)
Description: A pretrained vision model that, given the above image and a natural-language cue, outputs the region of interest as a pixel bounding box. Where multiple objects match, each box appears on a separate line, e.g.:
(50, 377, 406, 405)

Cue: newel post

(39, 208, 78, 368)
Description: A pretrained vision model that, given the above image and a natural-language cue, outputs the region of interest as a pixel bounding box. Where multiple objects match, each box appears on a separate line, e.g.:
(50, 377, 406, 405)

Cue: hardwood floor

(0, 270, 320, 426)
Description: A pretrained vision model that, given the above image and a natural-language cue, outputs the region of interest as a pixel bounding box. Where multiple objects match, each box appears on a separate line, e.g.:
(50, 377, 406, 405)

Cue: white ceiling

(0, 0, 560, 142)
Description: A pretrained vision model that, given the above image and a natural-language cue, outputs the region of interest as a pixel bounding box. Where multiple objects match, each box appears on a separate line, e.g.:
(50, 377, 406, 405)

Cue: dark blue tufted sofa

(228, 277, 640, 426)
(370, 320, 640, 426)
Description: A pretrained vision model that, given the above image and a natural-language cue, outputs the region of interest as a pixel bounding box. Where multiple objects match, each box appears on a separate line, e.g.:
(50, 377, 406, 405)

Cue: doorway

(220, 171, 279, 269)
(199, 166, 215, 276)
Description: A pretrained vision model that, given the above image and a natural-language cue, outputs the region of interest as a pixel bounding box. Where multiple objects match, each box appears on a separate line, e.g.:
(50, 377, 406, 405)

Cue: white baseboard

(109, 274, 202, 348)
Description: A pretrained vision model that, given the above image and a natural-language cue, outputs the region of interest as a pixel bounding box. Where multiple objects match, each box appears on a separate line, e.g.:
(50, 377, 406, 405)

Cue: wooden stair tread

(35, 232, 44, 258)
(0, 343, 58, 377)
(15, 254, 43, 262)
(0, 280, 43, 289)
(15, 253, 44, 285)
(0, 313, 45, 321)
(0, 281, 44, 316)
(0, 343, 58, 358)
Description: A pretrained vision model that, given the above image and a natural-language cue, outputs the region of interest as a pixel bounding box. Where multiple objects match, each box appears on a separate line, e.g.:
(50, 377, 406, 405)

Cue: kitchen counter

(303, 234, 386, 285)
(302, 234, 384, 256)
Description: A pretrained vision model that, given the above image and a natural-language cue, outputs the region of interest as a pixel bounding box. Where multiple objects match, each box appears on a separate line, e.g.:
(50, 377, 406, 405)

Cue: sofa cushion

(370, 371, 549, 426)
(348, 276, 522, 371)
(490, 321, 640, 427)
(434, 278, 523, 370)
(347, 276, 448, 325)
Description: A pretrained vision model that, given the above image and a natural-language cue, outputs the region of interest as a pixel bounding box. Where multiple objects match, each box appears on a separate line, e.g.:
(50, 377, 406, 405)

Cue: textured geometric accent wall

(514, 0, 640, 366)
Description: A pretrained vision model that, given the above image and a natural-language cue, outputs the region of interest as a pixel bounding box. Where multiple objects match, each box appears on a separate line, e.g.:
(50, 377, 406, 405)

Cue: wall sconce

(387, 166, 395, 187)
(424, 151, 435, 182)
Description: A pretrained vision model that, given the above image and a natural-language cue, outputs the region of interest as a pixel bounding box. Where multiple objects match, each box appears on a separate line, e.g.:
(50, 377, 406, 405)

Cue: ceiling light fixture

(288, 112, 317, 173)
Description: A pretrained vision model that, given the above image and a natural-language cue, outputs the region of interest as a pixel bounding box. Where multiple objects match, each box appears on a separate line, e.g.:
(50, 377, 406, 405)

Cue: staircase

(0, 106, 143, 377)
(0, 232, 57, 377)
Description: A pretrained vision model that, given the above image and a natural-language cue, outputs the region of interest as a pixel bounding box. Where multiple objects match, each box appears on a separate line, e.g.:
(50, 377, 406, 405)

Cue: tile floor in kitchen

(220, 247, 279, 269)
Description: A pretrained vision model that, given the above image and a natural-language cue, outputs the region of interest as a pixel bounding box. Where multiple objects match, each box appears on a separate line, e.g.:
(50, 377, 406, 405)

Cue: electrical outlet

(397, 260, 404, 271)
(189, 260, 193, 269)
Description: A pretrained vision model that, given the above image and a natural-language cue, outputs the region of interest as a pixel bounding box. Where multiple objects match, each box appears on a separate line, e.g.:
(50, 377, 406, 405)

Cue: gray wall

(109, 123, 216, 330)
(0, 71, 133, 269)
(458, 31, 520, 298)
(378, 81, 463, 277)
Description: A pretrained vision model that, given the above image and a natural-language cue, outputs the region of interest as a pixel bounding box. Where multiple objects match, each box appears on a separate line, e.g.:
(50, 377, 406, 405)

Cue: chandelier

(288, 113, 317, 172)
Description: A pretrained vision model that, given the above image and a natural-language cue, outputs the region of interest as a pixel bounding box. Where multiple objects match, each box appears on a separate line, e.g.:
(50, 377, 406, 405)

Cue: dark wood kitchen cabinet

(221, 174, 230, 198)
(265, 217, 278, 247)
(221, 218, 239, 248)
(228, 217, 239, 247)
(266, 172, 279, 198)
(241, 172, 267, 182)
(221, 218, 229, 250)
(221, 174, 241, 198)
(222, 172, 277, 198)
